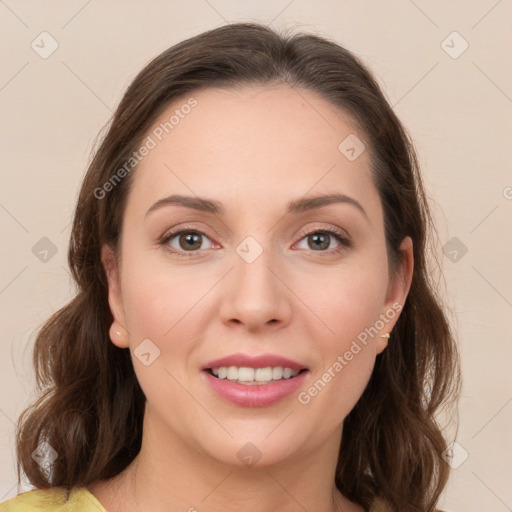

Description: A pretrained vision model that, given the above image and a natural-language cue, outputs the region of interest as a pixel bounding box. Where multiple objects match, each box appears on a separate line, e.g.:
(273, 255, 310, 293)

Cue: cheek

(118, 246, 219, 384)
(120, 246, 205, 341)
(120, 267, 199, 425)
(296, 269, 381, 426)
(292, 257, 386, 424)
(296, 253, 388, 344)
(297, 346, 375, 439)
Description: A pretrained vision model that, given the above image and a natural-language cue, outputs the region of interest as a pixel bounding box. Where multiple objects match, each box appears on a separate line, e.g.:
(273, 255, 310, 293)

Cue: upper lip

(202, 354, 307, 372)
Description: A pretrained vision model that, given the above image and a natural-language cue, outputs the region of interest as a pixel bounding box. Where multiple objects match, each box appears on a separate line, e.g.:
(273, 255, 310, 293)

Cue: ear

(101, 243, 129, 348)
(376, 236, 414, 354)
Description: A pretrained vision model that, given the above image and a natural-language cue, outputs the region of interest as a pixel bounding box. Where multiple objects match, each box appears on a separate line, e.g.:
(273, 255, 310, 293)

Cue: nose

(219, 246, 292, 333)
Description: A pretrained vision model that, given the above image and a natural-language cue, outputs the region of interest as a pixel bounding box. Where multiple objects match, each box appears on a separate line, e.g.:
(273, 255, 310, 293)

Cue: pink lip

(202, 370, 309, 407)
(202, 353, 307, 372)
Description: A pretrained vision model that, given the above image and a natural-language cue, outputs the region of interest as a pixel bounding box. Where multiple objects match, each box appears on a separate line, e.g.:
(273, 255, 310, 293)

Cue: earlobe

(109, 321, 129, 349)
(376, 331, 392, 354)
(101, 244, 129, 348)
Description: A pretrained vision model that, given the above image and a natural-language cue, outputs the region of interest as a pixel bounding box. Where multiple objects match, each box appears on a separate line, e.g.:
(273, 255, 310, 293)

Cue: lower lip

(203, 370, 309, 407)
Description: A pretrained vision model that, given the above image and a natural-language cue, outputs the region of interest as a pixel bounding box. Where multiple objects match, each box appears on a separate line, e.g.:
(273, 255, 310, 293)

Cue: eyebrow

(145, 193, 368, 221)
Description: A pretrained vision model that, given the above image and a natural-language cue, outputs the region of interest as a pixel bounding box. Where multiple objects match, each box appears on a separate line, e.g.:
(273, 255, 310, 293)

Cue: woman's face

(102, 84, 413, 468)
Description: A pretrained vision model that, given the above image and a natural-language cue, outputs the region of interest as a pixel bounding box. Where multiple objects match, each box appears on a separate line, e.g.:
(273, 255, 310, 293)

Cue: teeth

(238, 367, 254, 381)
(272, 367, 283, 380)
(255, 367, 273, 381)
(211, 366, 301, 384)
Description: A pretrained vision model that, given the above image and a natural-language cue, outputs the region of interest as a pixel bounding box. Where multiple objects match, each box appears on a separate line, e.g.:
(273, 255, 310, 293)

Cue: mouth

(202, 367, 309, 407)
(205, 366, 309, 386)
(201, 353, 310, 407)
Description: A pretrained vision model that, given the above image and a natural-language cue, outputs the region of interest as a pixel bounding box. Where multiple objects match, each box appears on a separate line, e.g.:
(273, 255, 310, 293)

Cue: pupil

(182, 232, 201, 250)
(310, 233, 328, 250)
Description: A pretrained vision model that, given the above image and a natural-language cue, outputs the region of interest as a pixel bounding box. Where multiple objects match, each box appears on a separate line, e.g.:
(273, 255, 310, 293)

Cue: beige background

(1, 1, 511, 510)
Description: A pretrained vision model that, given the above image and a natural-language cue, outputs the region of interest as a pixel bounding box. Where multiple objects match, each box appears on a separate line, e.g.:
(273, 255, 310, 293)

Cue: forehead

(127, 84, 379, 220)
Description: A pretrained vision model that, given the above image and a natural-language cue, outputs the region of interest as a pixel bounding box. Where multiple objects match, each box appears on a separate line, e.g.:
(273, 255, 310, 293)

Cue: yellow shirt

(0, 486, 429, 511)
(0, 488, 106, 511)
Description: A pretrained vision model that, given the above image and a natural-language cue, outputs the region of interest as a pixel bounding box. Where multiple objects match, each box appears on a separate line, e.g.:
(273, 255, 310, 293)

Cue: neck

(89, 408, 364, 512)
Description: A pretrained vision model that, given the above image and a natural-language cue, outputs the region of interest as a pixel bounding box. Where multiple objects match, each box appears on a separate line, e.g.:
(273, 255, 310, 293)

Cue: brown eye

(161, 229, 214, 257)
(177, 232, 203, 251)
(295, 229, 351, 254)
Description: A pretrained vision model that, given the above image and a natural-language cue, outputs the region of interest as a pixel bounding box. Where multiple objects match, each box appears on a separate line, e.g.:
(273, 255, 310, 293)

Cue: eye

(160, 228, 215, 257)
(294, 228, 351, 255)
(159, 226, 351, 258)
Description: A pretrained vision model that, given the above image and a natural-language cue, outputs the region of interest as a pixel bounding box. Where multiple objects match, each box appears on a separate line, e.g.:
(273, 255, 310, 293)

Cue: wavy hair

(15, 22, 461, 511)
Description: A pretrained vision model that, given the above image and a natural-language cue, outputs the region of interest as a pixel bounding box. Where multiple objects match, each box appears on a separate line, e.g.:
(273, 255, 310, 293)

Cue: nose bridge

(220, 231, 291, 329)
(234, 233, 279, 302)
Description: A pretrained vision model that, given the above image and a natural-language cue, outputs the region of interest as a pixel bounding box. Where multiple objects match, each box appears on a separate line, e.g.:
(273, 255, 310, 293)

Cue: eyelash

(159, 225, 352, 258)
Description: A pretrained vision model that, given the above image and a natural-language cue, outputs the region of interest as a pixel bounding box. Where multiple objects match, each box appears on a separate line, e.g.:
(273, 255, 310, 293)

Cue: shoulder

(0, 487, 107, 511)
(370, 498, 451, 511)
(369, 498, 388, 512)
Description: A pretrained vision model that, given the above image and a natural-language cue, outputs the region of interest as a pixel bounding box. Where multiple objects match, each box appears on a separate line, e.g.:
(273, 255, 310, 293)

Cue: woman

(1, 22, 460, 512)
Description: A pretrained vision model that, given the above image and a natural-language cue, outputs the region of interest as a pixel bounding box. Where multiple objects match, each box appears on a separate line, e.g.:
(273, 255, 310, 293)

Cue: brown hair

(15, 22, 461, 511)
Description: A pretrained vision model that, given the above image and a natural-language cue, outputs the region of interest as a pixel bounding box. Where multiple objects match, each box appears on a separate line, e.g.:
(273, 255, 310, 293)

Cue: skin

(89, 84, 414, 512)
